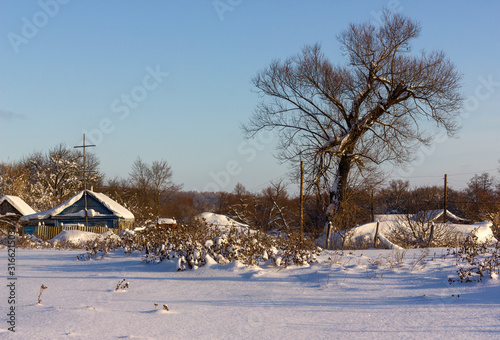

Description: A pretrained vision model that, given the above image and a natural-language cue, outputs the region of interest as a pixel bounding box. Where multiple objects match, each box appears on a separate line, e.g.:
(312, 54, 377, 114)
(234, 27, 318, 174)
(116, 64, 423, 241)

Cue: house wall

(0, 201, 20, 216)
(119, 220, 134, 231)
(54, 217, 117, 229)
(23, 217, 132, 237)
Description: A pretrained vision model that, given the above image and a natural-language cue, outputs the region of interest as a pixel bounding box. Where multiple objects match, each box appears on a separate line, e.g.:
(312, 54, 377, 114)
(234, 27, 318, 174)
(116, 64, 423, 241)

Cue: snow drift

(195, 212, 250, 233)
(51, 230, 121, 246)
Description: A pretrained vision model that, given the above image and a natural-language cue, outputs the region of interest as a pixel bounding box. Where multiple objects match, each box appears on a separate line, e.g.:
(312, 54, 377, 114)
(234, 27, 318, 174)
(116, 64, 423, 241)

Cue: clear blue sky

(1, 0, 499, 194)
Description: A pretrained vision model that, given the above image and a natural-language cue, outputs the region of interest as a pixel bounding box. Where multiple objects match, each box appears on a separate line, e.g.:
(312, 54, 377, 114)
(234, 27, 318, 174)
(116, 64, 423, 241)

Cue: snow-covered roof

(90, 191, 134, 220)
(196, 212, 250, 232)
(20, 190, 134, 222)
(375, 210, 467, 223)
(157, 218, 176, 225)
(411, 209, 466, 222)
(0, 195, 36, 216)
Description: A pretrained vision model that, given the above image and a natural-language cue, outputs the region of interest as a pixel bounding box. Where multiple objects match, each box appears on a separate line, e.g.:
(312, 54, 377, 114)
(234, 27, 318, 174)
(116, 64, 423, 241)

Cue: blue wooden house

(20, 190, 134, 237)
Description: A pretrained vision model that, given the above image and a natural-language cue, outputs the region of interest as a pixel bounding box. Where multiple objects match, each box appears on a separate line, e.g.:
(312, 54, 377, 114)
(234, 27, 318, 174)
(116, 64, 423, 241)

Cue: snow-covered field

(2, 247, 499, 339)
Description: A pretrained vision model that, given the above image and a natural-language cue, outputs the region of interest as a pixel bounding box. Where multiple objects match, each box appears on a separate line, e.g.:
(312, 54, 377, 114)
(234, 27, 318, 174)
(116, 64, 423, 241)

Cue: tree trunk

(329, 156, 351, 211)
(325, 154, 352, 249)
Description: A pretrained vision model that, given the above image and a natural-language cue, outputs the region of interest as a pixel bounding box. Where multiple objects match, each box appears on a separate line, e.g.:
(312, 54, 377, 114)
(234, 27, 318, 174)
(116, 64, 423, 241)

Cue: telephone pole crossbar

(74, 133, 96, 228)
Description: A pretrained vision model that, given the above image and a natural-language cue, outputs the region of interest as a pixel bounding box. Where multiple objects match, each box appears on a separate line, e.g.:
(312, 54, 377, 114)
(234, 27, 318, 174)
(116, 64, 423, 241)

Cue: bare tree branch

(243, 12, 463, 236)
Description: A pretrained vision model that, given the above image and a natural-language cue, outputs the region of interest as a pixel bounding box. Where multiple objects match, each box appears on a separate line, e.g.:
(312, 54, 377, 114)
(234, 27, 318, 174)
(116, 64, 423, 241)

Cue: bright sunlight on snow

(1, 244, 499, 339)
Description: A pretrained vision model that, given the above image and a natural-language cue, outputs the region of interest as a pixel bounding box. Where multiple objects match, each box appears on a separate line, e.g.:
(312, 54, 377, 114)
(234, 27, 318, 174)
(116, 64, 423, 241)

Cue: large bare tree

(243, 12, 463, 239)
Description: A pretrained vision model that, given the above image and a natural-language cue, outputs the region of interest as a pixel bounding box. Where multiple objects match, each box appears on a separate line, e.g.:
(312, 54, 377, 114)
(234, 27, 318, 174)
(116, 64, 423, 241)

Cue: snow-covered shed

(411, 209, 469, 223)
(157, 218, 177, 228)
(20, 190, 134, 233)
(375, 210, 469, 224)
(0, 195, 36, 220)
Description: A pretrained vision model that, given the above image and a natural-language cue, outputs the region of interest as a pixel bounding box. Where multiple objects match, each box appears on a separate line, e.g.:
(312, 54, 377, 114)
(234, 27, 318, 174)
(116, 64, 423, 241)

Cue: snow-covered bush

(0, 233, 48, 249)
(387, 216, 461, 248)
(70, 231, 122, 260)
(122, 220, 320, 270)
(449, 232, 500, 283)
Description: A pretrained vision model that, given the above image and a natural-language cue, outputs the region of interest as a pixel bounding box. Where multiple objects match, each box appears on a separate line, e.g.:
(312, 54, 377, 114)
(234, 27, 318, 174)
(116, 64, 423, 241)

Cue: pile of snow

(195, 212, 250, 232)
(317, 220, 402, 249)
(119, 228, 135, 237)
(51, 230, 121, 246)
(347, 221, 398, 246)
(449, 222, 497, 244)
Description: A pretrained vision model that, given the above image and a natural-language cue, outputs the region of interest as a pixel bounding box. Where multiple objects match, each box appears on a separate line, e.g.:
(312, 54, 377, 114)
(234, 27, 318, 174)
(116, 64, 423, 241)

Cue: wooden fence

(34, 224, 113, 240)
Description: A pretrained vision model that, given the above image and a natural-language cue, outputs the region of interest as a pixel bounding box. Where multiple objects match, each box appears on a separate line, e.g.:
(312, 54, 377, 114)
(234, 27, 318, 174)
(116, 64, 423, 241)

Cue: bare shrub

(386, 192, 460, 248)
(1, 234, 48, 249)
(388, 216, 458, 248)
(410, 249, 430, 272)
(78, 232, 123, 259)
(38, 284, 48, 304)
(123, 219, 320, 270)
(115, 279, 129, 291)
(387, 249, 407, 269)
(449, 233, 500, 283)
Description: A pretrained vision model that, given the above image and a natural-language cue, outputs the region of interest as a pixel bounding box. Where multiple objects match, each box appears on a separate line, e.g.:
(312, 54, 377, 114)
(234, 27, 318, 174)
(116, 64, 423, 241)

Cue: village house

(20, 190, 134, 238)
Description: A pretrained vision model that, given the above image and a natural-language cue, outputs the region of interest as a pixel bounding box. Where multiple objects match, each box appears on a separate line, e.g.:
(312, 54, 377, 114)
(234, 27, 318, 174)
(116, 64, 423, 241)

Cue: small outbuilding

(0, 195, 36, 220)
(411, 209, 469, 224)
(156, 218, 177, 230)
(375, 209, 470, 224)
(20, 190, 134, 238)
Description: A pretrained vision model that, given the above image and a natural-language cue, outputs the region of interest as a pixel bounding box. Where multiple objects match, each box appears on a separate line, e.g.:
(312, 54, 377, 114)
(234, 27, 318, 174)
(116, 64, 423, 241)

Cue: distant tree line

(1, 144, 499, 239)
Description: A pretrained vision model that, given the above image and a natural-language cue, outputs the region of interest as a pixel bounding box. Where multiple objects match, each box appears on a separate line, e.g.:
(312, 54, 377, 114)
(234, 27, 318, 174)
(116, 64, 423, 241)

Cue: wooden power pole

(371, 189, 375, 222)
(300, 160, 304, 243)
(443, 174, 448, 223)
(74, 133, 96, 227)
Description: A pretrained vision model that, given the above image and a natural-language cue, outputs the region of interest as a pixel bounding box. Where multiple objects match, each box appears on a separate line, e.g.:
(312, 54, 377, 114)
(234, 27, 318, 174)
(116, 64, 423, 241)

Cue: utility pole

(373, 220, 380, 248)
(300, 160, 304, 243)
(443, 174, 448, 223)
(371, 189, 375, 222)
(74, 133, 96, 228)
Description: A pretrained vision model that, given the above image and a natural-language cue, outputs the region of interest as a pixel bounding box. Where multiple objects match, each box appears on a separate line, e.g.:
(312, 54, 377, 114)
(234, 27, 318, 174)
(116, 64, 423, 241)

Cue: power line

(400, 174, 443, 179)
(446, 168, 498, 177)
(448, 201, 500, 205)
(396, 167, 498, 181)
(248, 175, 287, 193)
